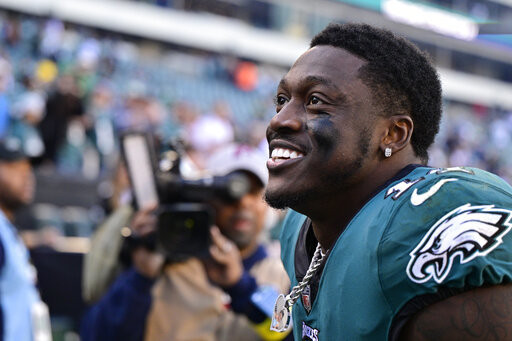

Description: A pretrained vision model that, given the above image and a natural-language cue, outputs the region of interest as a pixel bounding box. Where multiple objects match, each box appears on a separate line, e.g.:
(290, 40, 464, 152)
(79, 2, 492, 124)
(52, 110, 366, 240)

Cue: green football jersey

(280, 166, 512, 340)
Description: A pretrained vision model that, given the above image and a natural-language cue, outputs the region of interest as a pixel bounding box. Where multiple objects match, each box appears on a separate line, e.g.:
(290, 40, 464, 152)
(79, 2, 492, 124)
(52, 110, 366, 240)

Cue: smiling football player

(266, 23, 512, 341)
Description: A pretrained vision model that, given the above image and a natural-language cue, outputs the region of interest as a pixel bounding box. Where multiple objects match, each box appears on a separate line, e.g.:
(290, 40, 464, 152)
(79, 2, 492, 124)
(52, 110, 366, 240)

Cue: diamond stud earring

(385, 147, 392, 158)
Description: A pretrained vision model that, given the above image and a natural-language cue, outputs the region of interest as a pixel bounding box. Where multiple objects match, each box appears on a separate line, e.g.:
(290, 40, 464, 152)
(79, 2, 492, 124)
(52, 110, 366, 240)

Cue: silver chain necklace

(270, 243, 326, 332)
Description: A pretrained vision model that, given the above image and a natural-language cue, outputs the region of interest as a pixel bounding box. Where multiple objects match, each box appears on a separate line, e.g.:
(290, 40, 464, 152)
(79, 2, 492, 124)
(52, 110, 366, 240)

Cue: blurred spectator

(85, 83, 117, 172)
(77, 36, 101, 72)
(167, 101, 207, 171)
(430, 102, 512, 183)
(37, 74, 85, 166)
(115, 80, 164, 133)
(3, 16, 20, 47)
(0, 137, 51, 340)
(8, 74, 45, 158)
(82, 159, 133, 304)
(81, 144, 291, 341)
(188, 100, 235, 158)
(81, 204, 161, 341)
(171, 100, 199, 138)
(39, 19, 64, 59)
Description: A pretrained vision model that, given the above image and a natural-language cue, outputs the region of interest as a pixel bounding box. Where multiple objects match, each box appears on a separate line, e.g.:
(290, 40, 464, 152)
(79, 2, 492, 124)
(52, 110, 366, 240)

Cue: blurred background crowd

(0, 0, 510, 339)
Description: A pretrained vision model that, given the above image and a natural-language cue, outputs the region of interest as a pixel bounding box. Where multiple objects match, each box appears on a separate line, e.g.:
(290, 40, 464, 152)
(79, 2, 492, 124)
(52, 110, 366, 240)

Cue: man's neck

(309, 197, 364, 252)
(308, 159, 422, 251)
(0, 205, 14, 223)
(239, 241, 259, 259)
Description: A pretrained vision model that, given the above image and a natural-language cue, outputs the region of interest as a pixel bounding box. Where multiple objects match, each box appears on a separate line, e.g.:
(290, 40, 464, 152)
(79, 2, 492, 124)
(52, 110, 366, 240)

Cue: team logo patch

(302, 321, 319, 341)
(407, 204, 512, 284)
(301, 285, 312, 313)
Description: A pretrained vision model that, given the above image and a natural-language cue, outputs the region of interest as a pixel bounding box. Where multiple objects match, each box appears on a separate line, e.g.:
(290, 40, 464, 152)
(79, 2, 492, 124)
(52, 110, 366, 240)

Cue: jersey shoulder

(383, 166, 512, 204)
(378, 167, 512, 311)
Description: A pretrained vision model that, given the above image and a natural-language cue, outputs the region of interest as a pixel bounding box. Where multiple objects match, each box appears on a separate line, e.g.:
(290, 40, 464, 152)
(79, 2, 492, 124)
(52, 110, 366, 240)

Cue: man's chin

(264, 189, 300, 210)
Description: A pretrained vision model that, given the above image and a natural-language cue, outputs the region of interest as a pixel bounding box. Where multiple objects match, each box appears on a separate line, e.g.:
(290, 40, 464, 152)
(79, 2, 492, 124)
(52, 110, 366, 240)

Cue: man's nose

(268, 101, 304, 133)
(238, 192, 257, 209)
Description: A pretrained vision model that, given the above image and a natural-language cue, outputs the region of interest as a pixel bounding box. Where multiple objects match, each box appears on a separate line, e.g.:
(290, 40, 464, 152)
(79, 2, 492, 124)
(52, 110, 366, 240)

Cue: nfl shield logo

(302, 285, 312, 313)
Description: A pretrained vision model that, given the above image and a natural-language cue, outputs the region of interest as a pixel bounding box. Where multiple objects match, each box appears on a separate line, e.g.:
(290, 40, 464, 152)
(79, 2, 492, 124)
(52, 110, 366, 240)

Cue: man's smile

(267, 142, 305, 169)
(271, 147, 304, 161)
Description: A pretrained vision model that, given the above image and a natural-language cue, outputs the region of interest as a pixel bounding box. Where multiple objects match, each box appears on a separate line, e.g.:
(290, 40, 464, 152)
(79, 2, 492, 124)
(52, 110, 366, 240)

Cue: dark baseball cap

(0, 137, 27, 162)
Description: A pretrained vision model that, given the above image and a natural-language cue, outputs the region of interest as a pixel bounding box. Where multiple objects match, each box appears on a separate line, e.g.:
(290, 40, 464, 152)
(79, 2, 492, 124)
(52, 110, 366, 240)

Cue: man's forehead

(279, 45, 367, 89)
(278, 75, 338, 90)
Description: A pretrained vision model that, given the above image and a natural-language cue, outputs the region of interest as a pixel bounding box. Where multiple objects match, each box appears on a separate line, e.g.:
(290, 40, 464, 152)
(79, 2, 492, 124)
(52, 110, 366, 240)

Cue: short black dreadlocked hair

(310, 23, 442, 163)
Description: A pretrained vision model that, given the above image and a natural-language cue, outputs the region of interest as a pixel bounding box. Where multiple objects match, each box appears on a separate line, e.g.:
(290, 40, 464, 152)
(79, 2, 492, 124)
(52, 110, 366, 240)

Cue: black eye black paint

(308, 117, 340, 159)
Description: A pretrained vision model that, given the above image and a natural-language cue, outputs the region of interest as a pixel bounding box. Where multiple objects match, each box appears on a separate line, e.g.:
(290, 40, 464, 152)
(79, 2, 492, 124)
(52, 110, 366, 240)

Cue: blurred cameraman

(82, 144, 290, 341)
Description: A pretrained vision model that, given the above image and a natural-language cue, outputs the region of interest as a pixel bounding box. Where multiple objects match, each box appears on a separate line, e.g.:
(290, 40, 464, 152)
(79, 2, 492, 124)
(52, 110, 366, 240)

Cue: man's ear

(379, 115, 414, 156)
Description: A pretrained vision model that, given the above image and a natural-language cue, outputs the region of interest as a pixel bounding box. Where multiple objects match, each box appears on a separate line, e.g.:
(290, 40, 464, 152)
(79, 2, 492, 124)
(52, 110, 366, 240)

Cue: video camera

(120, 132, 250, 260)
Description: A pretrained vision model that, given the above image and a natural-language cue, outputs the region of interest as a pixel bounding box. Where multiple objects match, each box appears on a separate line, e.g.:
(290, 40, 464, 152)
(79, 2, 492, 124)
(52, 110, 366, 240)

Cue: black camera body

(120, 132, 249, 260)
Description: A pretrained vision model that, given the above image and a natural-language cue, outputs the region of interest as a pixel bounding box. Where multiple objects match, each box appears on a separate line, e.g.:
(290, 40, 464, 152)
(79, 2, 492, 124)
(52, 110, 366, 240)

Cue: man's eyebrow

(277, 75, 348, 103)
(302, 75, 339, 89)
(303, 75, 348, 103)
(277, 78, 288, 90)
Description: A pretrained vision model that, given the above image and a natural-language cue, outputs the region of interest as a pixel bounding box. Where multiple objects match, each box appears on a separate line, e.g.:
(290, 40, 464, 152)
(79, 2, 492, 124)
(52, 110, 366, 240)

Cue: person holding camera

(145, 144, 290, 341)
(82, 144, 290, 341)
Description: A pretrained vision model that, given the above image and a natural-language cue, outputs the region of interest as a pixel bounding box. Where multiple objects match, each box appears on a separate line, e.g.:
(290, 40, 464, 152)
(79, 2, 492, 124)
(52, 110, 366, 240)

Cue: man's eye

(275, 95, 288, 106)
(308, 96, 323, 105)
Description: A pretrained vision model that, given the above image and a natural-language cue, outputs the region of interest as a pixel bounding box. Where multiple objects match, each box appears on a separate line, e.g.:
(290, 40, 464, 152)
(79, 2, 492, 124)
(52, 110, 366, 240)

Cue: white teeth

(270, 148, 304, 160)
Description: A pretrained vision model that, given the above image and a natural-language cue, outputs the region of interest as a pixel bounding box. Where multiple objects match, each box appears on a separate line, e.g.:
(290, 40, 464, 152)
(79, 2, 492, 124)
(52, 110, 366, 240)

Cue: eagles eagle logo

(407, 204, 512, 284)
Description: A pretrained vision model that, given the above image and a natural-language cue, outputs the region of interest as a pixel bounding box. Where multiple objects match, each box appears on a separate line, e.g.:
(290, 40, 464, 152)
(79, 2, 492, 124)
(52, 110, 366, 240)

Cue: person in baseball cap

(145, 142, 289, 341)
(0, 137, 45, 341)
(0, 136, 27, 162)
(0, 137, 35, 222)
(206, 143, 268, 187)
